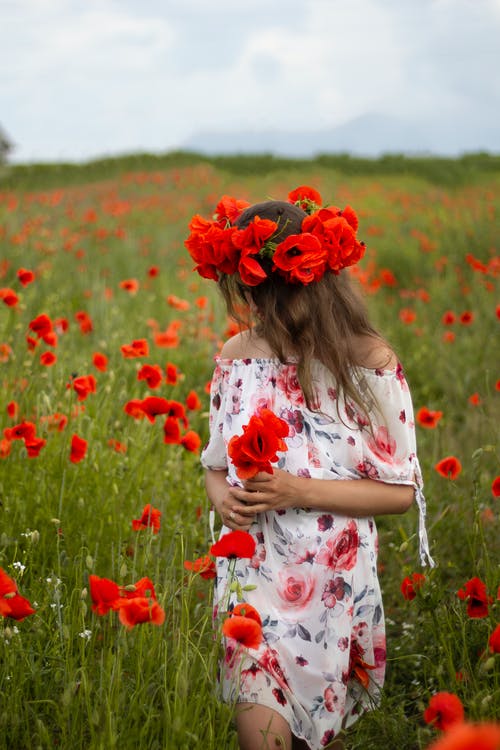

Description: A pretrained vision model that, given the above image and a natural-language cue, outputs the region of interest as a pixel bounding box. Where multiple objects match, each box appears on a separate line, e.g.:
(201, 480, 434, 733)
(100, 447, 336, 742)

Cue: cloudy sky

(1, 0, 500, 163)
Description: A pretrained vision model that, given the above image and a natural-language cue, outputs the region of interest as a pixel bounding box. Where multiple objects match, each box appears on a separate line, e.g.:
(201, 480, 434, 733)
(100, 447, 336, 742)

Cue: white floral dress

(201, 357, 433, 749)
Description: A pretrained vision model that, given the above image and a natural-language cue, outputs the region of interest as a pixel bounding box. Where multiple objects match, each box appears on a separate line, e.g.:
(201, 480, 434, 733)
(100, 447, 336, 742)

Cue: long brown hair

(218, 200, 388, 417)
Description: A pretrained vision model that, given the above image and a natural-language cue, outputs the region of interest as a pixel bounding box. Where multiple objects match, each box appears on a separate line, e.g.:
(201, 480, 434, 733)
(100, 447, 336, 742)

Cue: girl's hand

(228, 469, 298, 519)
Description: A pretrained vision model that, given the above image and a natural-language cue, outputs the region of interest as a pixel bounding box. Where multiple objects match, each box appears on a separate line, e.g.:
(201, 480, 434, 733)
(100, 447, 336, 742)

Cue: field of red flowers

(0, 159, 498, 749)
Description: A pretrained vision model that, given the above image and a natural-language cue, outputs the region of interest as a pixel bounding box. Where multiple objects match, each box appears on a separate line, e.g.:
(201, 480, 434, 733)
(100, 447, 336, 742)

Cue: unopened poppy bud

(481, 694, 492, 709)
(123, 584, 136, 592)
(50, 518, 61, 525)
(4, 627, 13, 639)
(30, 530, 40, 544)
(119, 562, 128, 578)
(85, 555, 93, 570)
(481, 657, 496, 673)
(4, 592, 15, 600)
(399, 541, 409, 553)
(80, 587, 88, 599)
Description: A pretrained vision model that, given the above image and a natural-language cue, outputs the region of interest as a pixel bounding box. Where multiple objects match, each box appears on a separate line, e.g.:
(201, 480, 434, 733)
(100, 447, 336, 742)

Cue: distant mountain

(182, 113, 499, 157)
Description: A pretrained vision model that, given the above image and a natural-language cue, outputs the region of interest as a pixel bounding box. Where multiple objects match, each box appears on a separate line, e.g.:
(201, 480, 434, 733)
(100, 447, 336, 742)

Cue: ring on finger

(229, 510, 235, 520)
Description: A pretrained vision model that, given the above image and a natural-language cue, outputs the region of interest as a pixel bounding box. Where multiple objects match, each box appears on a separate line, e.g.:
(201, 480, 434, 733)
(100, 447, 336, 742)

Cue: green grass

(0, 158, 499, 749)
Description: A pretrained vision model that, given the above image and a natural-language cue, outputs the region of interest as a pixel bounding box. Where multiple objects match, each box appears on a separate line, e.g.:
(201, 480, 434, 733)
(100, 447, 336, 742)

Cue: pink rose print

(337, 636, 349, 651)
(357, 459, 380, 480)
(276, 366, 305, 406)
(317, 514, 334, 532)
(367, 426, 397, 464)
(250, 543, 266, 569)
(321, 729, 336, 746)
(321, 576, 348, 608)
(316, 520, 359, 571)
(259, 648, 290, 692)
(324, 685, 339, 712)
(277, 569, 315, 611)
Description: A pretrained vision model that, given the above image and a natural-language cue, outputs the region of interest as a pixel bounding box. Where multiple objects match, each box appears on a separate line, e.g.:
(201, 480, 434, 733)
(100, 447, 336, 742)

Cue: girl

(185, 187, 433, 750)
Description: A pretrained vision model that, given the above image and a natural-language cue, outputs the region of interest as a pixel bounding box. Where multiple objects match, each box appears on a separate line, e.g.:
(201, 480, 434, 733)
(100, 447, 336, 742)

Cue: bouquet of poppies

(228, 407, 289, 479)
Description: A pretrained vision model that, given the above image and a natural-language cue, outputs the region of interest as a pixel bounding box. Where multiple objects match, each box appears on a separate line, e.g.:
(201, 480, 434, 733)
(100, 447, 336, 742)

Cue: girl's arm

(228, 468, 414, 520)
(205, 468, 256, 531)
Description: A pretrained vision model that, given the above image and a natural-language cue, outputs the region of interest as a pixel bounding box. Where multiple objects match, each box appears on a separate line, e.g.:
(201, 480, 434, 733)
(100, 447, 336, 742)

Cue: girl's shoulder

(219, 329, 275, 360)
(352, 335, 398, 371)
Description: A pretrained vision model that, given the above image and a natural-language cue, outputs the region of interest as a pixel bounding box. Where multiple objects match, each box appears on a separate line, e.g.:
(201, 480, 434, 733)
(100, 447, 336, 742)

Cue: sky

(1, 0, 500, 163)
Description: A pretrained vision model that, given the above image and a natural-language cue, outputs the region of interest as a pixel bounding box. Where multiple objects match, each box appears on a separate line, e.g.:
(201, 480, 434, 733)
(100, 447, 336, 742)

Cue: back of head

(186, 186, 385, 414)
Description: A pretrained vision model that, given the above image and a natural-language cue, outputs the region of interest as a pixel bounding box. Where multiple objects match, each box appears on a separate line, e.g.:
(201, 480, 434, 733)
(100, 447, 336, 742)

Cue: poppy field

(0, 157, 499, 749)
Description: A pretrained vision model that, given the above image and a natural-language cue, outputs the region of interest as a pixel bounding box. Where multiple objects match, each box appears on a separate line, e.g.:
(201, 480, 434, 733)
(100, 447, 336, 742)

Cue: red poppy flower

(92, 352, 108, 372)
(137, 364, 163, 389)
(119, 279, 139, 294)
(272, 233, 328, 285)
(489, 623, 500, 653)
(184, 555, 217, 580)
(147, 265, 160, 277)
(399, 307, 417, 325)
(0, 568, 36, 621)
(302, 208, 364, 271)
(230, 602, 262, 626)
(238, 252, 268, 286)
(441, 311, 455, 325)
(423, 692, 465, 731)
(163, 416, 181, 444)
(492, 476, 500, 498)
(4, 421, 36, 442)
(425, 722, 500, 750)
(140, 396, 172, 422)
(214, 195, 250, 224)
(54, 317, 69, 334)
(210, 530, 256, 559)
(348, 639, 377, 689)
(167, 294, 190, 310)
(0, 438, 11, 458)
(165, 363, 180, 384)
(0, 343, 13, 362)
(70, 434, 87, 463)
(116, 596, 165, 630)
(6, 401, 18, 419)
(185, 220, 240, 281)
(233, 216, 277, 257)
(457, 577, 493, 618)
(287, 185, 322, 210)
(131, 503, 162, 533)
(416, 407, 443, 429)
(38, 412, 66, 432)
(468, 392, 481, 406)
(108, 439, 127, 453)
(222, 613, 263, 649)
(25, 436, 47, 458)
(29, 313, 53, 339)
(228, 408, 289, 479)
(17, 268, 35, 286)
(40, 351, 57, 366)
(459, 310, 474, 325)
(185, 390, 202, 410)
(400, 572, 426, 601)
(75, 311, 93, 334)
(71, 375, 96, 401)
(0, 288, 19, 306)
(120, 339, 149, 358)
(180, 430, 201, 453)
(88, 574, 120, 615)
(123, 399, 146, 419)
(435, 456, 462, 480)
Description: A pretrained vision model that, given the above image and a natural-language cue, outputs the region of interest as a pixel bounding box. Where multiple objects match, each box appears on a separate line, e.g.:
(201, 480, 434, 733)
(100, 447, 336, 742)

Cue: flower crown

(184, 185, 366, 287)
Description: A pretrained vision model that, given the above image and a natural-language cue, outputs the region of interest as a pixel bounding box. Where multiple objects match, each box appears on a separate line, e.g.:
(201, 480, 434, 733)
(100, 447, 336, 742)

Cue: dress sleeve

(358, 367, 435, 567)
(200, 360, 230, 471)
